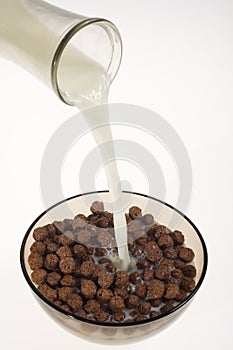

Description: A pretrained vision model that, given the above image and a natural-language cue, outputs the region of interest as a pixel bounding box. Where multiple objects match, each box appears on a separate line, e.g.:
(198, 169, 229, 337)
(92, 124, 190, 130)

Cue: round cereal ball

(164, 284, 180, 299)
(135, 283, 147, 298)
(31, 269, 47, 285)
(126, 294, 140, 309)
(84, 299, 101, 314)
(30, 241, 46, 255)
(94, 310, 110, 322)
(137, 302, 151, 315)
(73, 244, 87, 258)
(182, 265, 197, 278)
(130, 271, 141, 284)
(81, 279, 97, 299)
(60, 275, 76, 287)
(171, 230, 185, 245)
(33, 227, 48, 242)
(143, 269, 154, 281)
(47, 272, 62, 287)
(158, 234, 174, 248)
(114, 288, 129, 300)
(58, 232, 74, 246)
(58, 287, 73, 302)
(67, 294, 83, 310)
(59, 257, 75, 274)
(44, 254, 59, 270)
(171, 269, 183, 280)
(145, 241, 162, 263)
(178, 247, 195, 262)
(109, 296, 125, 312)
(80, 260, 95, 277)
(163, 247, 178, 260)
(113, 311, 126, 322)
(129, 206, 142, 219)
(38, 283, 57, 302)
(96, 217, 110, 229)
(180, 277, 195, 292)
(56, 246, 72, 259)
(28, 253, 43, 270)
(147, 280, 165, 299)
(90, 201, 104, 214)
(97, 288, 113, 304)
(115, 271, 129, 287)
(98, 272, 114, 289)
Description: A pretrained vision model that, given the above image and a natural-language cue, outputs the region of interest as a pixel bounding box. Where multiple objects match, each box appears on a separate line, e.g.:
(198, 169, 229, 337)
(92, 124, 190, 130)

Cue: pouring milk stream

(58, 50, 132, 271)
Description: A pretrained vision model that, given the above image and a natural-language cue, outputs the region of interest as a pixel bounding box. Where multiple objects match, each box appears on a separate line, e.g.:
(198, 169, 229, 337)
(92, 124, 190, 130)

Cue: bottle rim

(51, 18, 123, 106)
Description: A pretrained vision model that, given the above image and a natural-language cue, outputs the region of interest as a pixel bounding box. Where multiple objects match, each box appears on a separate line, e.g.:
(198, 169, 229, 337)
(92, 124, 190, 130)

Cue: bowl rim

(20, 190, 208, 328)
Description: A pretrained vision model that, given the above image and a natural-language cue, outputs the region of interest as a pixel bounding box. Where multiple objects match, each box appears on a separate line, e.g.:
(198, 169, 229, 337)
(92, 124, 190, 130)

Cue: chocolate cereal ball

(47, 272, 62, 287)
(67, 294, 83, 310)
(30, 241, 46, 255)
(98, 272, 114, 289)
(179, 247, 195, 262)
(58, 287, 73, 302)
(114, 288, 129, 300)
(135, 283, 147, 298)
(182, 265, 197, 278)
(95, 310, 110, 322)
(163, 247, 178, 260)
(80, 260, 95, 277)
(84, 299, 101, 314)
(115, 271, 129, 287)
(31, 269, 47, 285)
(147, 280, 165, 299)
(97, 289, 113, 304)
(44, 254, 59, 271)
(126, 295, 140, 309)
(180, 277, 195, 292)
(56, 246, 72, 259)
(155, 264, 171, 280)
(73, 244, 87, 258)
(109, 296, 125, 312)
(129, 206, 142, 219)
(33, 227, 48, 242)
(130, 271, 141, 284)
(59, 257, 75, 274)
(143, 269, 154, 281)
(158, 234, 174, 248)
(90, 201, 104, 214)
(38, 283, 57, 302)
(61, 275, 76, 287)
(113, 312, 125, 322)
(81, 279, 97, 299)
(164, 284, 180, 299)
(28, 253, 43, 270)
(145, 241, 162, 263)
(137, 302, 151, 315)
(58, 232, 74, 246)
(171, 269, 183, 280)
(171, 230, 185, 245)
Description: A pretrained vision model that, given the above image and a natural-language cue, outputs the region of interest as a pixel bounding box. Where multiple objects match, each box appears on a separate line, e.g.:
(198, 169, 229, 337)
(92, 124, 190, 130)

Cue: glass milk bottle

(0, 0, 122, 105)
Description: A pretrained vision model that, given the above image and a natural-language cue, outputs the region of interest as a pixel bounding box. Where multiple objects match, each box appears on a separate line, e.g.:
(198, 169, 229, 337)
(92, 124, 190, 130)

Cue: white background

(0, 0, 233, 349)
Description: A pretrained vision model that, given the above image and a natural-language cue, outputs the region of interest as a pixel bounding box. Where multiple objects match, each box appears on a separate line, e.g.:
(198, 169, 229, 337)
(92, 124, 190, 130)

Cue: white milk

(58, 52, 131, 271)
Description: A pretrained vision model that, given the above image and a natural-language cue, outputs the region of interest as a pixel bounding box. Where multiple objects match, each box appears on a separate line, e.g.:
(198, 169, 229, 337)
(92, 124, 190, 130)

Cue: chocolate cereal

(28, 202, 196, 324)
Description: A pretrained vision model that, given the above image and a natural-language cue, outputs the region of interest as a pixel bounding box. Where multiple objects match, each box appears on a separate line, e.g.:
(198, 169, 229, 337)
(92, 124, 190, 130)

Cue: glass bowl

(20, 191, 208, 345)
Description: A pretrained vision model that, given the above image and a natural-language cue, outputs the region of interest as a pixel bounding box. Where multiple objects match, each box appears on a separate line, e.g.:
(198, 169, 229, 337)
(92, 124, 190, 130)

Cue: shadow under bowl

(20, 191, 208, 345)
